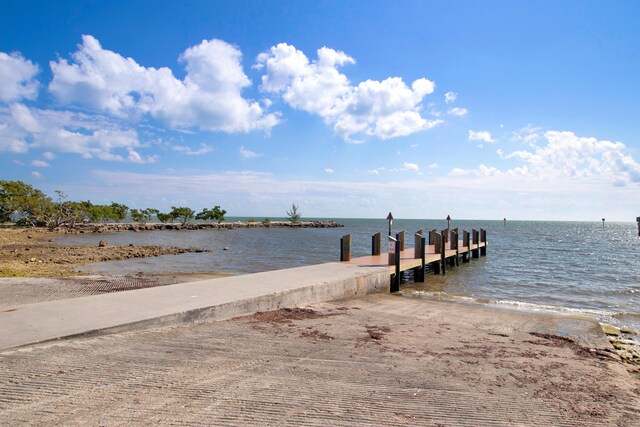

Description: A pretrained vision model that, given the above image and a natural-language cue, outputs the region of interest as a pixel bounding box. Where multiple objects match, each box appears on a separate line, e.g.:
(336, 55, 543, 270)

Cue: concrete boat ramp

(0, 262, 389, 351)
(2, 262, 640, 425)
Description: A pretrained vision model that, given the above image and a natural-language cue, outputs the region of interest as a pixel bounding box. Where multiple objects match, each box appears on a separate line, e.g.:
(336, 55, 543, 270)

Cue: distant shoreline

(2, 220, 344, 234)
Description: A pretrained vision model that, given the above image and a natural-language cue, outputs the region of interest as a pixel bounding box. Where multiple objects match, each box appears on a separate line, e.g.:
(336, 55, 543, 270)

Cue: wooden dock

(340, 228, 487, 292)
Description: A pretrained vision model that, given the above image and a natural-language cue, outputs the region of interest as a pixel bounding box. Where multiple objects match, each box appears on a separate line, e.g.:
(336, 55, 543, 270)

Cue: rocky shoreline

(49, 220, 344, 234)
(0, 228, 210, 277)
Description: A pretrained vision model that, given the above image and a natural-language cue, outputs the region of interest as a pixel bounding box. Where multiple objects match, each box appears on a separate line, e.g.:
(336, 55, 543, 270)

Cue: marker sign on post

(388, 241, 396, 254)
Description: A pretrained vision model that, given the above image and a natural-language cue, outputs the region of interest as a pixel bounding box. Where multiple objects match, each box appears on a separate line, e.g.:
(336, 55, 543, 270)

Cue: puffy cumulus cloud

(0, 52, 39, 102)
(444, 91, 457, 104)
(468, 130, 495, 143)
(324, 168, 334, 174)
(447, 107, 467, 116)
(452, 131, 640, 188)
(257, 43, 441, 142)
(0, 103, 156, 163)
(49, 35, 278, 133)
(31, 171, 44, 179)
(402, 162, 420, 172)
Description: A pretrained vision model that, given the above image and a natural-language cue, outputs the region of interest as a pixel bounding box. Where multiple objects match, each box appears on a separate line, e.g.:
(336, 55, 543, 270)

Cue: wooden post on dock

(440, 230, 446, 275)
(388, 235, 396, 266)
(391, 234, 401, 292)
(340, 234, 352, 261)
(414, 229, 423, 259)
(462, 230, 470, 263)
(431, 230, 441, 274)
(371, 232, 381, 256)
(420, 236, 426, 282)
(472, 228, 480, 259)
(413, 230, 424, 283)
(480, 228, 487, 256)
(451, 228, 459, 267)
(398, 231, 405, 252)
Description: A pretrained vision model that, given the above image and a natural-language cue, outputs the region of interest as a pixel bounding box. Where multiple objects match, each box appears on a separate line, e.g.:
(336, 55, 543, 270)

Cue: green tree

(109, 202, 129, 223)
(286, 203, 301, 223)
(57, 200, 92, 228)
(130, 208, 158, 225)
(0, 180, 53, 226)
(169, 206, 194, 225)
(195, 205, 227, 223)
(156, 212, 174, 223)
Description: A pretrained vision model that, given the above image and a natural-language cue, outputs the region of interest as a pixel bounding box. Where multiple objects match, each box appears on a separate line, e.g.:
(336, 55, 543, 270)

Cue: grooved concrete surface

(1, 295, 638, 426)
(0, 276, 180, 309)
(0, 263, 389, 350)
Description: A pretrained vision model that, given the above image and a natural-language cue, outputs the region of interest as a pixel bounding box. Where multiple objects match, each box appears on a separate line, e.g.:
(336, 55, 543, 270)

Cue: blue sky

(1, 0, 639, 220)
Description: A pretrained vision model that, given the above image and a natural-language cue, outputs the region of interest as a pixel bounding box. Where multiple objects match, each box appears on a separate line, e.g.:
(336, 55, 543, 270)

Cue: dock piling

(462, 230, 470, 263)
(440, 230, 446, 275)
(398, 231, 405, 252)
(414, 231, 425, 283)
(430, 230, 441, 274)
(480, 229, 487, 256)
(340, 234, 352, 261)
(391, 234, 401, 292)
(371, 232, 381, 256)
(472, 229, 480, 259)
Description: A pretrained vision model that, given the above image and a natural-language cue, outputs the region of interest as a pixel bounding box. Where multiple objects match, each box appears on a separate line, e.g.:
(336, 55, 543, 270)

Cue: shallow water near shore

(57, 218, 640, 331)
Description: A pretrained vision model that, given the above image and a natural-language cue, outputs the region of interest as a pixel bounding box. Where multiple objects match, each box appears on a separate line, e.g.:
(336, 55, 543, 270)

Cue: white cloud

(239, 146, 261, 158)
(429, 163, 439, 169)
(127, 148, 158, 164)
(452, 130, 640, 187)
(367, 162, 420, 174)
(0, 52, 39, 102)
(31, 159, 50, 167)
(0, 103, 155, 162)
(402, 162, 420, 172)
(511, 123, 542, 145)
(49, 35, 279, 133)
(468, 130, 495, 143)
(42, 151, 56, 160)
(31, 171, 43, 179)
(257, 43, 441, 142)
(447, 107, 467, 116)
(324, 168, 334, 174)
(171, 143, 214, 156)
(444, 91, 457, 104)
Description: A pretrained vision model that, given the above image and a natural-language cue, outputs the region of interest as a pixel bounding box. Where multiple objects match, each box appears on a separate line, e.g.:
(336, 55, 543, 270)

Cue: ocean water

(56, 219, 640, 330)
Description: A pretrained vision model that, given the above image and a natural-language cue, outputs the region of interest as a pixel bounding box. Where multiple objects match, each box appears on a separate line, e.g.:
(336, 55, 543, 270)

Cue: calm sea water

(57, 219, 640, 330)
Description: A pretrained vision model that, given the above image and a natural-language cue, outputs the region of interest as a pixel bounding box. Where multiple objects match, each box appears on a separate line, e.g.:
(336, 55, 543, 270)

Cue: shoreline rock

(46, 220, 344, 234)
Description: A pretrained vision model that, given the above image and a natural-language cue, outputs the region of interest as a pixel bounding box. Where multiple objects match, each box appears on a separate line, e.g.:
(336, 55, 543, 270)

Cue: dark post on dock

(340, 234, 352, 262)
(637, 217, 640, 237)
(371, 232, 381, 256)
(391, 234, 401, 293)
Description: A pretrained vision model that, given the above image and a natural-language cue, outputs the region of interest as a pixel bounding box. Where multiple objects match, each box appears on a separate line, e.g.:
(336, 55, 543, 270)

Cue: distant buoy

(602, 218, 605, 228)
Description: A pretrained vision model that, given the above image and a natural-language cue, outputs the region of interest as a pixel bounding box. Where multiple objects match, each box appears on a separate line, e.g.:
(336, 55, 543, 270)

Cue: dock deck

(340, 228, 488, 291)
(344, 241, 487, 273)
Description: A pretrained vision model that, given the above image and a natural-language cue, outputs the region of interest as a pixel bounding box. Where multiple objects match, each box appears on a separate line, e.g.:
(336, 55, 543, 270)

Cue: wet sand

(0, 228, 211, 277)
(1, 295, 638, 425)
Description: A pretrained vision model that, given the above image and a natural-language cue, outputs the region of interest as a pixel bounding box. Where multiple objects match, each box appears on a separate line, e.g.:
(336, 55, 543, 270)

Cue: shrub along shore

(54, 220, 344, 234)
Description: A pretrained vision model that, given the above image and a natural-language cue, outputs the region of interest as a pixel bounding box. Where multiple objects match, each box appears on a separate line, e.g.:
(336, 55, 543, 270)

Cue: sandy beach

(1, 295, 639, 425)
